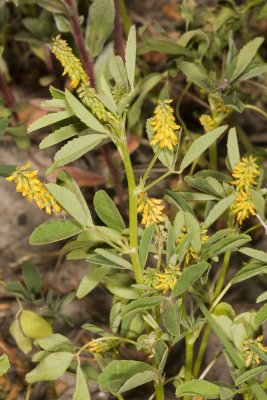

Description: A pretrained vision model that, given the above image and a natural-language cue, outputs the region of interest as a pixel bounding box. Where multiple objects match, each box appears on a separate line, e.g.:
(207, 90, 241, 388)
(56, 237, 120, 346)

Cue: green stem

(193, 325, 210, 377)
(184, 334, 194, 400)
(214, 251, 231, 299)
(143, 170, 175, 192)
(119, 0, 131, 35)
(155, 381, 164, 400)
(117, 394, 125, 400)
(245, 104, 267, 120)
(142, 151, 159, 187)
(120, 141, 143, 284)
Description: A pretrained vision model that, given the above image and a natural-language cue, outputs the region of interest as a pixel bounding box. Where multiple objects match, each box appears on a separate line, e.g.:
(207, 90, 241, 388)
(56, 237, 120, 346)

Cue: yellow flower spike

(143, 266, 181, 294)
(231, 190, 256, 224)
(88, 339, 119, 355)
(6, 163, 61, 216)
(199, 114, 217, 132)
(51, 36, 89, 88)
(176, 227, 209, 265)
(150, 99, 180, 151)
(231, 155, 260, 191)
(137, 192, 165, 227)
(77, 82, 115, 123)
(242, 336, 267, 368)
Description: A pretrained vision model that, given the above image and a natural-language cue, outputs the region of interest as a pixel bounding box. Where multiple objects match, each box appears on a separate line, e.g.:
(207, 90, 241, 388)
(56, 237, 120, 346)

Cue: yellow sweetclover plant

(5, 27, 267, 400)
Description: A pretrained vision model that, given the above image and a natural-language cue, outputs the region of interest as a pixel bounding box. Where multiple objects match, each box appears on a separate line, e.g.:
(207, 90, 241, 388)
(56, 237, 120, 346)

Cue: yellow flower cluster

(199, 114, 217, 132)
(52, 36, 89, 88)
(231, 156, 260, 224)
(143, 266, 181, 294)
(176, 228, 209, 265)
(137, 193, 165, 227)
(242, 335, 267, 367)
(6, 162, 61, 215)
(77, 83, 114, 123)
(150, 100, 180, 151)
(88, 339, 119, 355)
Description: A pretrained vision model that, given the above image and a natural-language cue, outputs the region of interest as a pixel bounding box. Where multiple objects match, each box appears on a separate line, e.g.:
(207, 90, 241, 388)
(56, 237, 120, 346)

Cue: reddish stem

(114, 0, 125, 60)
(0, 70, 15, 108)
(64, 0, 96, 88)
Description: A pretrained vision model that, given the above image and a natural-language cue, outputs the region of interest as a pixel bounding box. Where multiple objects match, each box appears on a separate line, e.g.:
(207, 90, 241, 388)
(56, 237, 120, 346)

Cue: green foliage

(1, 1, 267, 399)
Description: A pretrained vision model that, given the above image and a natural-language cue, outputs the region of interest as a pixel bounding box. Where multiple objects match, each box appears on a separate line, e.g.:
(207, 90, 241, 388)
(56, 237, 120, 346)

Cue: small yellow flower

(88, 339, 119, 355)
(150, 100, 180, 151)
(176, 228, 209, 265)
(137, 193, 165, 227)
(143, 266, 181, 294)
(51, 36, 89, 88)
(231, 155, 260, 191)
(231, 189, 256, 224)
(243, 335, 267, 367)
(199, 114, 217, 132)
(6, 162, 61, 215)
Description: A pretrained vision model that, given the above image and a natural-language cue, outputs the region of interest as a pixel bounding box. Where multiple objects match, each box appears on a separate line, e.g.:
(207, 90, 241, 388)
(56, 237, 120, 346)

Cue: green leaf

(163, 302, 181, 336)
(73, 365, 91, 400)
(235, 366, 267, 386)
(28, 110, 73, 133)
(231, 260, 267, 284)
(0, 354, 10, 376)
(255, 304, 267, 325)
(178, 61, 212, 92)
(142, 37, 191, 56)
(86, 0, 114, 58)
(109, 55, 129, 92)
(39, 122, 85, 149)
(121, 296, 165, 318)
(5, 281, 31, 300)
(52, 133, 106, 169)
(0, 117, 9, 140)
(257, 292, 267, 303)
(239, 247, 267, 263)
(230, 37, 264, 82)
(94, 248, 132, 270)
(194, 296, 267, 400)
(204, 195, 235, 228)
(203, 234, 251, 258)
(105, 274, 139, 300)
(30, 220, 83, 245)
(227, 128, 240, 170)
(65, 89, 107, 133)
(139, 224, 155, 268)
(247, 343, 267, 363)
(35, 334, 73, 352)
(165, 190, 195, 215)
(98, 360, 157, 395)
(0, 164, 16, 177)
(238, 64, 267, 82)
(77, 266, 109, 298)
(57, 171, 93, 227)
(20, 310, 52, 339)
(22, 260, 41, 296)
(177, 29, 210, 47)
(185, 212, 201, 253)
(176, 231, 193, 265)
(125, 25, 136, 90)
(176, 380, 221, 399)
(93, 190, 125, 232)
(180, 125, 227, 171)
(10, 319, 32, 354)
(171, 261, 210, 297)
(250, 189, 265, 220)
(46, 183, 90, 228)
(26, 352, 73, 383)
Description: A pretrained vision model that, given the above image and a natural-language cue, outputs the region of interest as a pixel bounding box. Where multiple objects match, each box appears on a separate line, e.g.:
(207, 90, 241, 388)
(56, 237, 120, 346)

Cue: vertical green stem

(214, 251, 231, 299)
(120, 141, 143, 284)
(155, 381, 164, 400)
(184, 334, 194, 400)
